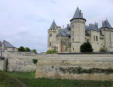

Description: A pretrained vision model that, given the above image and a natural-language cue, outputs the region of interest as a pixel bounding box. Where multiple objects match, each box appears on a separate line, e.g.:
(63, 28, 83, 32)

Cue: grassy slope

(8, 72, 113, 87)
(0, 71, 24, 87)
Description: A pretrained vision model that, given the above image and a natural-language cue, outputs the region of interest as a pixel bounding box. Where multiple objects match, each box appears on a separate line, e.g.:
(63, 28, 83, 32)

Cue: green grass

(8, 72, 113, 87)
(0, 71, 24, 87)
(8, 72, 35, 79)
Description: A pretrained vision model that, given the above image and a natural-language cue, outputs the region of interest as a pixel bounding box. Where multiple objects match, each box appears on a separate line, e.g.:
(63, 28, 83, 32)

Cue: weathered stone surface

(5, 52, 38, 72)
(0, 59, 5, 71)
(36, 54, 113, 81)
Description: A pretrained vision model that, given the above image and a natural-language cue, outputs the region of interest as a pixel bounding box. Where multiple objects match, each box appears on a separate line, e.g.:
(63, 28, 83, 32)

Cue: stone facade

(36, 54, 113, 81)
(0, 57, 5, 71)
(4, 52, 38, 72)
(48, 7, 113, 53)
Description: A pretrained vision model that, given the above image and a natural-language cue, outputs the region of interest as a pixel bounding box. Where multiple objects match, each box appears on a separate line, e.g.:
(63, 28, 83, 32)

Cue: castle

(48, 7, 113, 53)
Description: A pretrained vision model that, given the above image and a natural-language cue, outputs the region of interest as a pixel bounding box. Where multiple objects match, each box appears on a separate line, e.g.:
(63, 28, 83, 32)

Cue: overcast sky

(0, 0, 113, 52)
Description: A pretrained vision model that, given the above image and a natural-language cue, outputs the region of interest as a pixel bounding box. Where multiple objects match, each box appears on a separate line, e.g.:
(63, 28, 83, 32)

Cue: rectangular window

(49, 42, 51, 46)
(94, 36, 95, 41)
(96, 36, 98, 41)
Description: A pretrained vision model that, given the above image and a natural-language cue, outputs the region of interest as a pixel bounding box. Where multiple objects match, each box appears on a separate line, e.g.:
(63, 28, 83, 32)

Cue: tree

(80, 42, 93, 53)
(18, 46, 25, 52)
(25, 47, 31, 52)
(32, 49, 37, 54)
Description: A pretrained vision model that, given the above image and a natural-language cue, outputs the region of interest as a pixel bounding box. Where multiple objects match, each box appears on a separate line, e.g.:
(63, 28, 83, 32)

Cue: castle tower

(101, 19, 113, 52)
(70, 7, 86, 52)
(48, 20, 60, 51)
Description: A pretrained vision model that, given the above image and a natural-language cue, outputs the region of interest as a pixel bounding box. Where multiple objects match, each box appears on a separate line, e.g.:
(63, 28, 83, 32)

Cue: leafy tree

(18, 46, 25, 52)
(25, 47, 31, 52)
(80, 42, 93, 53)
(46, 50, 58, 54)
(32, 49, 37, 54)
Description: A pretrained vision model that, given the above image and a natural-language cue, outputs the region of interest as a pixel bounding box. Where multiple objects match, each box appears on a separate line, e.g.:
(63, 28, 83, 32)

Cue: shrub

(18, 46, 25, 52)
(80, 42, 93, 53)
(100, 47, 107, 52)
(46, 50, 58, 54)
(32, 59, 38, 64)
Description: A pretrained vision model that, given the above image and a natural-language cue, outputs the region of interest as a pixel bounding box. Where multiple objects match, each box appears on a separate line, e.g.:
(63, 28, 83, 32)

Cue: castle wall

(36, 54, 113, 81)
(5, 52, 38, 72)
(48, 30, 58, 51)
(0, 59, 5, 71)
(88, 30, 100, 52)
(71, 19, 86, 53)
(102, 29, 113, 52)
(57, 37, 71, 53)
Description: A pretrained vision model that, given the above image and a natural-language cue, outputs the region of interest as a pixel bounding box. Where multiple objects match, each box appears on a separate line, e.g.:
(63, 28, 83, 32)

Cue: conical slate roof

(102, 19, 112, 28)
(3, 40, 15, 48)
(50, 20, 57, 29)
(73, 7, 83, 19)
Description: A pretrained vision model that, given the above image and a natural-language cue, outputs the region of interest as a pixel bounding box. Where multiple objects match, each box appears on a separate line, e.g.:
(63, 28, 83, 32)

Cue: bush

(46, 50, 58, 54)
(18, 46, 25, 52)
(100, 48, 107, 52)
(25, 47, 31, 52)
(80, 42, 93, 53)
(32, 59, 38, 64)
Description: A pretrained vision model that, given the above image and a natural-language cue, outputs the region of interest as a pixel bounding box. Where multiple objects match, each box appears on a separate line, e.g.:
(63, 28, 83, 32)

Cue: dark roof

(50, 20, 57, 29)
(102, 19, 112, 28)
(86, 23, 98, 31)
(73, 7, 83, 19)
(3, 40, 15, 48)
(57, 28, 70, 37)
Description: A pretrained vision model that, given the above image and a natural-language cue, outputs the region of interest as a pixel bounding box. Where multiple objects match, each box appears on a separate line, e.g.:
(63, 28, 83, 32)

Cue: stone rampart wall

(0, 59, 5, 71)
(5, 52, 38, 72)
(36, 54, 113, 81)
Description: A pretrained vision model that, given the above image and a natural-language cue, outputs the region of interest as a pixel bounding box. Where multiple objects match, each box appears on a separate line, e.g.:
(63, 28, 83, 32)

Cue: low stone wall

(5, 52, 38, 72)
(36, 54, 113, 81)
(0, 58, 5, 71)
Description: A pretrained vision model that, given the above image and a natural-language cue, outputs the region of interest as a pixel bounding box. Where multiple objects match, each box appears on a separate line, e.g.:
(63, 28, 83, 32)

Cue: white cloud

(0, 0, 113, 52)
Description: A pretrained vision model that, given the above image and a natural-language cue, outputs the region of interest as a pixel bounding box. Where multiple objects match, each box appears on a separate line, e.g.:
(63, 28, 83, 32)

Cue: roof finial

(50, 20, 57, 29)
(72, 7, 84, 19)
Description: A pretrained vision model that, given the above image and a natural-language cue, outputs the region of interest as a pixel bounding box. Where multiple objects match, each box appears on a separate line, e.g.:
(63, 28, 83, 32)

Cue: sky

(0, 0, 113, 53)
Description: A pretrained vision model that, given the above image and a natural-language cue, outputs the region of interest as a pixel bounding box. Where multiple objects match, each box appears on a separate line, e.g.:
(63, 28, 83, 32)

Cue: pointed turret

(70, 7, 86, 53)
(102, 19, 112, 28)
(71, 7, 86, 21)
(49, 20, 57, 29)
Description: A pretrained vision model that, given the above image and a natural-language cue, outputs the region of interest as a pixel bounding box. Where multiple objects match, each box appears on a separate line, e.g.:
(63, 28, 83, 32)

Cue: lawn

(0, 71, 24, 87)
(8, 72, 113, 87)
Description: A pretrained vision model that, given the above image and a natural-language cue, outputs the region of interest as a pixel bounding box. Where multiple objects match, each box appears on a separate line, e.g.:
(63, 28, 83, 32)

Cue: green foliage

(8, 72, 35, 79)
(80, 42, 93, 53)
(18, 46, 37, 53)
(32, 59, 38, 64)
(7, 72, 113, 87)
(100, 47, 107, 52)
(18, 46, 25, 52)
(0, 71, 24, 87)
(59, 67, 113, 74)
(5, 59, 8, 72)
(32, 49, 37, 54)
(46, 50, 58, 54)
(24, 47, 31, 52)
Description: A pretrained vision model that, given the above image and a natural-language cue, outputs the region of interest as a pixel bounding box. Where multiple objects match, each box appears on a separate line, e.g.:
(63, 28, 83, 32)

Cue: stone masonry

(36, 54, 113, 81)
